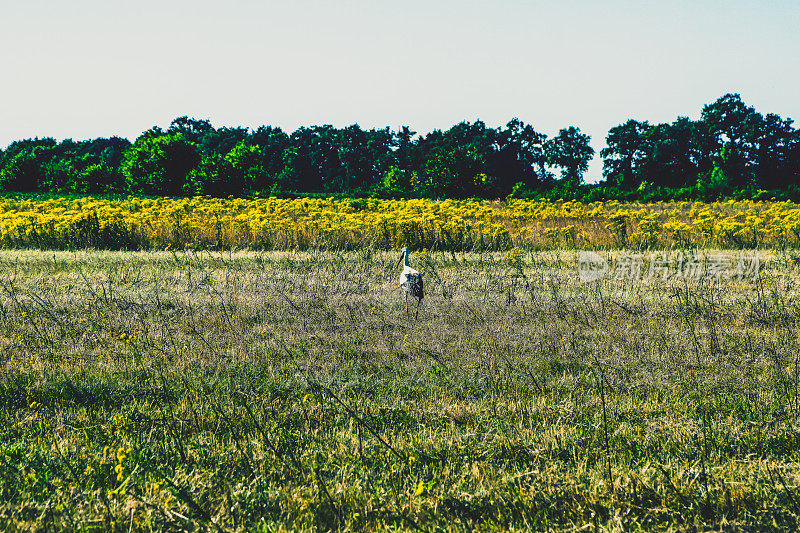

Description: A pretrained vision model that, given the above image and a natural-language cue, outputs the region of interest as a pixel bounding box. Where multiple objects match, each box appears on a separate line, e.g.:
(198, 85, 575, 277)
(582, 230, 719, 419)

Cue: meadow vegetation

(3, 196, 800, 252)
(2, 248, 800, 531)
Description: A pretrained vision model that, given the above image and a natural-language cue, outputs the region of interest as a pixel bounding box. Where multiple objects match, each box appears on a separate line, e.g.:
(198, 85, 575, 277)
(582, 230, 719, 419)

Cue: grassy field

(2, 248, 800, 531)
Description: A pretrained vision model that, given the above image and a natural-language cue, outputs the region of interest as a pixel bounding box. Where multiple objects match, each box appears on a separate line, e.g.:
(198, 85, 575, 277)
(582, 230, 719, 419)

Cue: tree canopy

(1, 94, 798, 201)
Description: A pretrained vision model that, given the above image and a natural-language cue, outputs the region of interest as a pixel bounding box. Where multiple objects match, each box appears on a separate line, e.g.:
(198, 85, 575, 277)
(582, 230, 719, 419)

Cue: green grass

(1, 248, 800, 531)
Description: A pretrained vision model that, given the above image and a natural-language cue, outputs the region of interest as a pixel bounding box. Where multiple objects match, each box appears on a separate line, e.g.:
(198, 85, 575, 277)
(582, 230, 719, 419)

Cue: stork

(395, 247, 424, 319)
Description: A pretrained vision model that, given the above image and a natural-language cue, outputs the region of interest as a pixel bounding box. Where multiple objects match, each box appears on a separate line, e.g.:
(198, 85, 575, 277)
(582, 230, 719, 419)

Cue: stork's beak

(395, 252, 404, 269)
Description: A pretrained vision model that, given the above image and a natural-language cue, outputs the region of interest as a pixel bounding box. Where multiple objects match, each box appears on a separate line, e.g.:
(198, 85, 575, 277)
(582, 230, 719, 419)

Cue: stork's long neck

(403, 251, 410, 267)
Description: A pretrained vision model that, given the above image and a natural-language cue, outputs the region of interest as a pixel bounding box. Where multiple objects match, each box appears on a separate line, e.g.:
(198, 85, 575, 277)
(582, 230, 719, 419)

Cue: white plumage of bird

(395, 246, 424, 318)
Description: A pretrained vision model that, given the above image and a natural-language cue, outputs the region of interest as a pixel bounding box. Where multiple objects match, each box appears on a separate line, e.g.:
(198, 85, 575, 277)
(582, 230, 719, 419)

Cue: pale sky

(1, 0, 798, 181)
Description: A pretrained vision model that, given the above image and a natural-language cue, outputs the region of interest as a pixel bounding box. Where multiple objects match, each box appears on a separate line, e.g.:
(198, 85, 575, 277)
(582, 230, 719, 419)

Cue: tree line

(1, 93, 798, 201)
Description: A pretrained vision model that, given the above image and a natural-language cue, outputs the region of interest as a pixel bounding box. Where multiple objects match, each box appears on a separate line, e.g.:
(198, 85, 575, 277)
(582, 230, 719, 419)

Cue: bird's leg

(405, 293, 409, 315)
(415, 297, 421, 319)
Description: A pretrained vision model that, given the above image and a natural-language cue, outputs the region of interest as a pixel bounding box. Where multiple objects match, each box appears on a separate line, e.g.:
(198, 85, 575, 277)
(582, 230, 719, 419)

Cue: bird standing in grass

(396, 247, 424, 318)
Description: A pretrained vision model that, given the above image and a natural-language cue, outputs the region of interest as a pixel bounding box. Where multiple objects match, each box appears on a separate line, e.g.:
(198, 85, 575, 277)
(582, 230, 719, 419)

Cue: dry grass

(1, 248, 800, 531)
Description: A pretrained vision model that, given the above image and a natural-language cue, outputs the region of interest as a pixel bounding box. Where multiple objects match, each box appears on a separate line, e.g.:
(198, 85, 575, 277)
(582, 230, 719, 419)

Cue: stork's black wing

(402, 272, 424, 299)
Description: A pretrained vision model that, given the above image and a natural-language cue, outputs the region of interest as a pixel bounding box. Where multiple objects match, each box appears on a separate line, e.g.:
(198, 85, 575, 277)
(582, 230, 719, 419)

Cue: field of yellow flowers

(1, 195, 799, 250)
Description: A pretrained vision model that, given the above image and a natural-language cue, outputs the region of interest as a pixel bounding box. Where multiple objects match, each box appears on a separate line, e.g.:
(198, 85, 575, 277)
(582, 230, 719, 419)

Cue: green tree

(637, 118, 714, 189)
(697, 145, 732, 198)
(395, 126, 417, 172)
(0, 149, 44, 192)
(750, 113, 798, 189)
(279, 126, 342, 193)
(601, 119, 650, 189)
(545, 127, 594, 184)
(248, 126, 290, 182)
(75, 163, 125, 193)
(493, 118, 549, 194)
(0, 139, 57, 192)
(121, 132, 199, 195)
(410, 120, 501, 197)
(419, 145, 484, 197)
(76, 137, 131, 192)
(700, 93, 758, 188)
(168, 116, 213, 143)
(335, 125, 373, 192)
(203, 142, 266, 196)
(381, 165, 412, 193)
